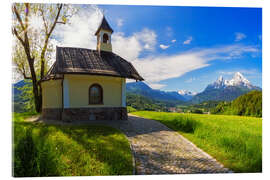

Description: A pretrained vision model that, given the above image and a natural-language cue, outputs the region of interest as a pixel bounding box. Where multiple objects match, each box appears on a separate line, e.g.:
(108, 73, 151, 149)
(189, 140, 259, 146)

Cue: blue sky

(53, 5, 262, 92)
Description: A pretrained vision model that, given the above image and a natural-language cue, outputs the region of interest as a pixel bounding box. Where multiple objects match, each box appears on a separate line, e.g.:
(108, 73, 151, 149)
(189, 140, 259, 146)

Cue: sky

(29, 4, 262, 93)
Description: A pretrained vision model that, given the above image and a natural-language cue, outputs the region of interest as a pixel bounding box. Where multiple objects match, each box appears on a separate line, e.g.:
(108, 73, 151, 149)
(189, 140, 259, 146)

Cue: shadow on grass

(57, 125, 133, 175)
(13, 127, 59, 177)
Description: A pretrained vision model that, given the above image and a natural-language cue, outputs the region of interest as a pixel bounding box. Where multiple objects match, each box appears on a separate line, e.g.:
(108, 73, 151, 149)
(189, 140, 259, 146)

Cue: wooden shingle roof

(42, 47, 144, 81)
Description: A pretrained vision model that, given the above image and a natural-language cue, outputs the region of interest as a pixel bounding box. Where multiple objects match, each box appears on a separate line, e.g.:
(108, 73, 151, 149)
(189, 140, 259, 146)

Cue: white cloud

(112, 28, 157, 60)
(53, 5, 103, 49)
(183, 36, 193, 45)
(134, 28, 157, 50)
(159, 44, 170, 50)
(235, 32, 246, 41)
(147, 83, 166, 89)
(171, 39, 176, 43)
(52, 5, 157, 62)
(128, 44, 260, 88)
(116, 18, 124, 27)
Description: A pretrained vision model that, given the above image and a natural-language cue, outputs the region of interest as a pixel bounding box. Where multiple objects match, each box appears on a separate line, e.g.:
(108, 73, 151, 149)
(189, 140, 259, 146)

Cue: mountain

(191, 72, 261, 103)
(126, 81, 187, 103)
(13, 80, 28, 96)
(13, 80, 32, 112)
(178, 90, 197, 101)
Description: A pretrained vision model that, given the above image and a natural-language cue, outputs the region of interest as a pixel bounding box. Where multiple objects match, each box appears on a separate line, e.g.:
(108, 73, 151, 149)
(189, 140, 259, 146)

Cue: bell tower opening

(103, 33, 109, 43)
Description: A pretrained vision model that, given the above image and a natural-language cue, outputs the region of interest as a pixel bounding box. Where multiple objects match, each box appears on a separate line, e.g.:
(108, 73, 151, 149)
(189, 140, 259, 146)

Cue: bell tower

(95, 16, 113, 52)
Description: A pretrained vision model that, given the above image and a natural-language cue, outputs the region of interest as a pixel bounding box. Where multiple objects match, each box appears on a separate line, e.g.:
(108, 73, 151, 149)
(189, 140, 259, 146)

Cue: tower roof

(95, 16, 114, 35)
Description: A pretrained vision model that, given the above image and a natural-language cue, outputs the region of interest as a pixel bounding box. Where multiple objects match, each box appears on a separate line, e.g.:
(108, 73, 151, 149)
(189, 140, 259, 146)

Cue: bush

(191, 109, 203, 114)
(127, 106, 137, 113)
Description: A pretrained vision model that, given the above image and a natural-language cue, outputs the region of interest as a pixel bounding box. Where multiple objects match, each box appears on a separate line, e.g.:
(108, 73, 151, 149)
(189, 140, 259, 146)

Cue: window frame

(89, 83, 103, 105)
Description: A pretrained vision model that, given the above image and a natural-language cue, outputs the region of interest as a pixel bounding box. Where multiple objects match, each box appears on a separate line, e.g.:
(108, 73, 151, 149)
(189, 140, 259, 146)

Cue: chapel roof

(95, 16, 114, 35)
(42, 47, 144, 81)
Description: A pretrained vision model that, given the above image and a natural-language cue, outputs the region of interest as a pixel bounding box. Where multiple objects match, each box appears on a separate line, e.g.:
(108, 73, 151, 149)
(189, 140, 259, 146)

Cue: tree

(12, 3, 76, 112)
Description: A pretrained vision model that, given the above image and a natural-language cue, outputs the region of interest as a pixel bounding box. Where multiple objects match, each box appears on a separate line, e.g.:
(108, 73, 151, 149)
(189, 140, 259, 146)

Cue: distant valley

(126, 72, 261, 104)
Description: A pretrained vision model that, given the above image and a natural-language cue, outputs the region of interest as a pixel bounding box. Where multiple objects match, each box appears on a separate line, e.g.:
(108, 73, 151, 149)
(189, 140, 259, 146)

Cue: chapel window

(89, 84, 103, 104)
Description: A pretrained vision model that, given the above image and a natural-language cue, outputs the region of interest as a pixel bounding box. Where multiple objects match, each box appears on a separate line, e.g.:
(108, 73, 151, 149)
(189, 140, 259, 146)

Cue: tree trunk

(32, 80, 42, 113)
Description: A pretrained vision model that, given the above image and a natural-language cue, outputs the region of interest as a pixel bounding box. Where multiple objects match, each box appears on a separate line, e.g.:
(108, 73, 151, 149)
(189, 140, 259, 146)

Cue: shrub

(191, 109, 203, 114)
(127, 106, 137, 113)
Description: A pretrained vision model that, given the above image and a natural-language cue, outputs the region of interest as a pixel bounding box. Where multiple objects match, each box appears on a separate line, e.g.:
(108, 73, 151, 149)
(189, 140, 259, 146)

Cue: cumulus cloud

(53, 5, 103, 49)
(112, 28, 157, 60)
(171, 39, 176, 43)
(52, 5, 157, 62)
(183, 36, 193, 45)
(235, 32, 246, 41)
(159, 44, 170, 50)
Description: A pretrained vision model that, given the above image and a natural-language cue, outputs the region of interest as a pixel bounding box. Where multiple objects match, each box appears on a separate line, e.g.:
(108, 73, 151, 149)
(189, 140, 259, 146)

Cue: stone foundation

(42, 108, 62, 120)
(42, 107, 127, 122)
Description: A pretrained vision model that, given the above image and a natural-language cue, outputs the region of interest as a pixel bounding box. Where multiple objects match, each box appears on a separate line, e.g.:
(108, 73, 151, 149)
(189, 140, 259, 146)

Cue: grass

(13, 113, 133, 177)
(131, 111, 262, 173)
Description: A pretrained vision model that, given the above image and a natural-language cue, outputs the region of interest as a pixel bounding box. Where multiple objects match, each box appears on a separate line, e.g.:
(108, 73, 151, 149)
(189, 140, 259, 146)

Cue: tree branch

(56, 21, 66, 24)
(40, 8, 48, 34)
(40, 4, 63, 80)
(47, 4, 63, 36)
(12, 5, 25, 30)
(12, 28, 25, 46)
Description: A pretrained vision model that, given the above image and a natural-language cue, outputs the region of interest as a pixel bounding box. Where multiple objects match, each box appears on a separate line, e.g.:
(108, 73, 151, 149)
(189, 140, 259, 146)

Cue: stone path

(124, 115, 231, 174)
(29, 114, 231, 174)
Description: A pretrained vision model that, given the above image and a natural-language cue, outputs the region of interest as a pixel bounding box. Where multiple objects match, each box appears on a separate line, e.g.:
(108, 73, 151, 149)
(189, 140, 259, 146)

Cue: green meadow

(13, 113, 133, 177)
(131, 111, 262, 173)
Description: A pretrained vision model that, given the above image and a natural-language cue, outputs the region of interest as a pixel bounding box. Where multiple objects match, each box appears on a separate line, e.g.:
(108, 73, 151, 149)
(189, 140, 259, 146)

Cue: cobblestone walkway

(124, 115, 231, 175)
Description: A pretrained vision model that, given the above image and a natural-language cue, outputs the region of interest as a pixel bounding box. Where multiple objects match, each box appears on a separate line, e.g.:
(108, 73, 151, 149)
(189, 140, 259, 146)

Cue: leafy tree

(12, 3, 76, 112)
(211, 91, 262, 117)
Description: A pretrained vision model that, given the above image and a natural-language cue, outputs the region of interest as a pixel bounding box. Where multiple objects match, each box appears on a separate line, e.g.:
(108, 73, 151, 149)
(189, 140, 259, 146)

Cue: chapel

(41, 16, 143, 121)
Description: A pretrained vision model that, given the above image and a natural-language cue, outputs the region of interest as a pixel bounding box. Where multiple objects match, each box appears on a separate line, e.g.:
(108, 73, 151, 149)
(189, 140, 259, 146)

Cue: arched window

(89, 84, 103, 104)
(103, 33, 109, 43)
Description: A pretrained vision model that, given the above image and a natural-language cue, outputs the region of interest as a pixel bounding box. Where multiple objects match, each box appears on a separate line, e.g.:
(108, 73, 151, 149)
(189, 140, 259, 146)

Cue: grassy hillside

(127, 92, 182, 112)
(211, 90, 262, 117)
(131, 111, 262, 172)
(13, 113, 133, 177)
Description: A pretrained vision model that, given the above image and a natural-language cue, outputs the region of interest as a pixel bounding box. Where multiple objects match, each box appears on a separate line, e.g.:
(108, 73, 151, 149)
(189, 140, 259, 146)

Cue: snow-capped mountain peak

(206, 72, 255, 90)
(227, 72, 251, 87)
(209, 76, 227, 89)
